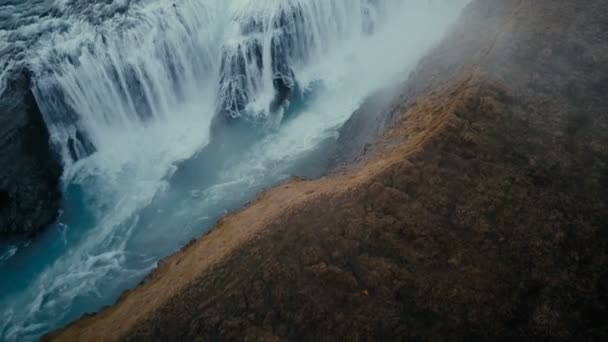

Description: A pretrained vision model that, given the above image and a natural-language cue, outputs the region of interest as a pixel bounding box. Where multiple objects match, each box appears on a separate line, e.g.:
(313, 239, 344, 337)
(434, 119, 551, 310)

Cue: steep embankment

(0, 71, 62, 238)
(49, 0, 608, 340)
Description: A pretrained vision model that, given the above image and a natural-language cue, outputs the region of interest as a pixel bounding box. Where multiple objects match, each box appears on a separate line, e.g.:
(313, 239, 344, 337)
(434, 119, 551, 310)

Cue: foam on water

(0, 0, 468, 340)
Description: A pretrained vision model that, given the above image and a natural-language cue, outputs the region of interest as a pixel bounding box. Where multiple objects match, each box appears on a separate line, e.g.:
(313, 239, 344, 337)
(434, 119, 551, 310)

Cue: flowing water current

(0, 0, 466, 339)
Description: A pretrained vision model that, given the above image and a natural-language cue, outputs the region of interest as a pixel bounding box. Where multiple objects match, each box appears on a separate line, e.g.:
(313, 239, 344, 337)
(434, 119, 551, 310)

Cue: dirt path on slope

(48, 0, 608, 340)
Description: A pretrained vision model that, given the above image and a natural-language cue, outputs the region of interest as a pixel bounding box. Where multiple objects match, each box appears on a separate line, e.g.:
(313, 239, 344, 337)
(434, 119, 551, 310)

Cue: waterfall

(30, 0, 222, 165)
(18, 0, 401, 169)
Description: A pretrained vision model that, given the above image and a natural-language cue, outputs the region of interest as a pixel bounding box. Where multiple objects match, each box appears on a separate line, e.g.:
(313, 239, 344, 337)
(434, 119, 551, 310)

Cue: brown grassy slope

(48, 0, 608, 340)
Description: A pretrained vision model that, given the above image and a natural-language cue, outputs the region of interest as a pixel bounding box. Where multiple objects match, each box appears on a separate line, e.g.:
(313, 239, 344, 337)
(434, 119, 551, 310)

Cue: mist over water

(0, 0, 467, 340)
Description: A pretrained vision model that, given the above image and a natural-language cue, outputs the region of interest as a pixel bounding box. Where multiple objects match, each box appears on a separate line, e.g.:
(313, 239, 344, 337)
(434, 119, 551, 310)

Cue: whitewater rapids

(0, 0, 467, 340)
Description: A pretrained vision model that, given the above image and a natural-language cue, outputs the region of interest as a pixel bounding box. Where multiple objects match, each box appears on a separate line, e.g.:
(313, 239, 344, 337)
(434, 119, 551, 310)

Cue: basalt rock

(0, 70, 62, 238)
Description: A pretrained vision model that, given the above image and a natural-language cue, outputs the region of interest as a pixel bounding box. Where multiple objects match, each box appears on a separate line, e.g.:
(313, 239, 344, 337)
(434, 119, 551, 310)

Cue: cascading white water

(27, 0, 401, 169)
(31, 0, 222, 165)
(217, 0, 397, 120)
(0, 0, 468, 340)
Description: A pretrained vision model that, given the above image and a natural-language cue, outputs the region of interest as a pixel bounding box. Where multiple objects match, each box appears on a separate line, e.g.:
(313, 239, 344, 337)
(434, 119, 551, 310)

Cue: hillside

(48, 0, 608, 340)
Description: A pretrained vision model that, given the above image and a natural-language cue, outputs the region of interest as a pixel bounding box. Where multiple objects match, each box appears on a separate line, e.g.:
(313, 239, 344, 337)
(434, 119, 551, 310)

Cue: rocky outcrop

(47, 0, 608, 340)
(0, 70, 62, 238)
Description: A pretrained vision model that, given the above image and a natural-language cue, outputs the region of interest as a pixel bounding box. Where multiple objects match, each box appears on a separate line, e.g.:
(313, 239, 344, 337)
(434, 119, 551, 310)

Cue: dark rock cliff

(0, 70, 62, 238)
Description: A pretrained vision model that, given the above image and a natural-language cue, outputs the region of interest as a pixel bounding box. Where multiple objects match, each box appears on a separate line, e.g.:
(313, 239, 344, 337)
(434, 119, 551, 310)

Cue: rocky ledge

(0, 71, 62, 238)
(47, 0, 608, 340)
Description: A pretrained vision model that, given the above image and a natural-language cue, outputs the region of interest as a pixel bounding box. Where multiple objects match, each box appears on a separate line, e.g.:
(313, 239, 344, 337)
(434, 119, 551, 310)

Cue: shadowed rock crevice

(0, 70, 62, 238)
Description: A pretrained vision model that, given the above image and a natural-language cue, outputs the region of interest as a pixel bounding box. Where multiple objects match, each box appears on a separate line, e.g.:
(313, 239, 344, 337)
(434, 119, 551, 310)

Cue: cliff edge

(48, 0, 608, 340)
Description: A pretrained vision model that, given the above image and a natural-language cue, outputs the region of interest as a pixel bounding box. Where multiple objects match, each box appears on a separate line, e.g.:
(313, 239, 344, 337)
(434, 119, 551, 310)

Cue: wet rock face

(0, 70, 62, 238)
(0, 190, 10, 210)
(328, 86, 403, 169)
(217, 7, 301, 120)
